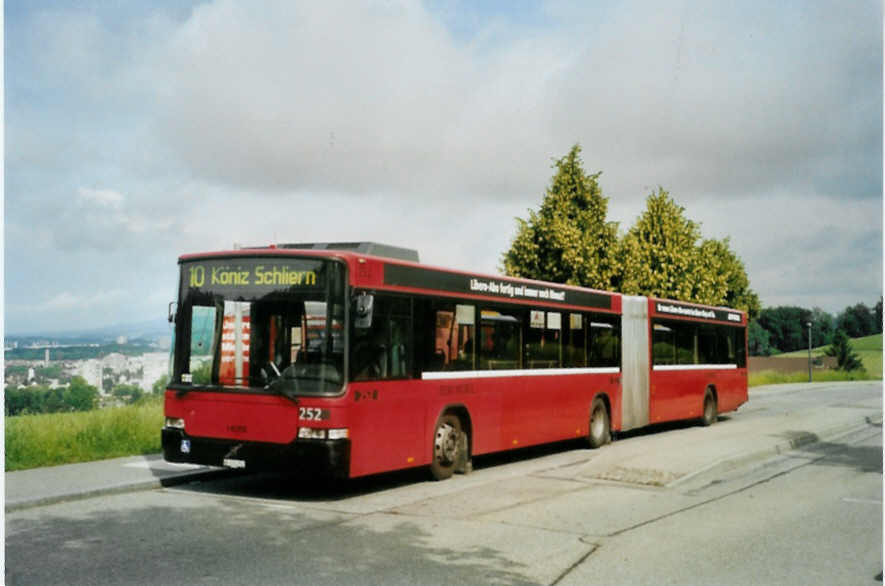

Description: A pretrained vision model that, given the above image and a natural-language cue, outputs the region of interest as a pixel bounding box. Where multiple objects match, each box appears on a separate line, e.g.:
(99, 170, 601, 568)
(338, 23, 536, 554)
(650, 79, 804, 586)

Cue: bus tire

(588, 397, 610, 449)
(431, 414, 462, 481)
(701, 389, 717, 427)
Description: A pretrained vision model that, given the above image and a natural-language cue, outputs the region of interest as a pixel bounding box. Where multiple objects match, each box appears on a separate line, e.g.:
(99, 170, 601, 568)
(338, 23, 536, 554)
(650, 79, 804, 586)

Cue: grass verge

(749, 368, 876, 387)
(5, 396, 163, 471)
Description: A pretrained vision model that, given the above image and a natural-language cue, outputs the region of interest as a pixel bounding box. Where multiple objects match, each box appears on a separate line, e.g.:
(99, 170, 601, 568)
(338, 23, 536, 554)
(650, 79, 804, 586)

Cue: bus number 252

(299, 407, 329, 421)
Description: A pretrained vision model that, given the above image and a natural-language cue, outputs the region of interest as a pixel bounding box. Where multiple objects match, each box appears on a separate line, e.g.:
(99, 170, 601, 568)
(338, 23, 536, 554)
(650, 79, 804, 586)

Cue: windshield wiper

(264, 377, 300, 404)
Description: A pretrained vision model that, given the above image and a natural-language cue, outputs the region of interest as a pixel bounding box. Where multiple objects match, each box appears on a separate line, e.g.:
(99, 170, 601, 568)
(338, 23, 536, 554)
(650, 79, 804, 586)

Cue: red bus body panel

(646, 297, 748, 425)
(648, 368, 747, 424)
(351, 371, 620, 478)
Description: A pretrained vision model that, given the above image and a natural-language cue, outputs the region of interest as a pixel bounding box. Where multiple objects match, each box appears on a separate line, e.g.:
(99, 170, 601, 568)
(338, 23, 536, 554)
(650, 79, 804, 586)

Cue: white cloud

(3, 1, 881, 333)
(77, 187, 124, 209)
(149, 1, 566, 198)
(146, 1, 880, 206)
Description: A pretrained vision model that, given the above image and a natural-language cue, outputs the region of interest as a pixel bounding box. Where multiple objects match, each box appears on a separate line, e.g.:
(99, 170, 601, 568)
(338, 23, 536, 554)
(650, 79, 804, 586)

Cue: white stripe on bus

(653, 364, 738, 371)
(422, 367, 620, 380)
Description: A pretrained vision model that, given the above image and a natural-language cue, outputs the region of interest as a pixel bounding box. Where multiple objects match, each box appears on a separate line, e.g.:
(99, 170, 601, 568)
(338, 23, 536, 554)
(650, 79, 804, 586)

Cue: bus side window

(479, 308, 521, 370)
(589, 316, 619, 367)
(653, 322, 676, 365)
(675, 323, 695, 365)
(424, 301, 475, 372)
(734, 327, 747, 368)
(525, 310, 561, 368)
(563, 313, 587, 368)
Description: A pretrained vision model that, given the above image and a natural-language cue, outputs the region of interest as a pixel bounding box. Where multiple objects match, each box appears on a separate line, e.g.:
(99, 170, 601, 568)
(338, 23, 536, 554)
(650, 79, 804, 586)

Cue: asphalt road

(5, 381, 882, 585)
(560, 425, 883, 585)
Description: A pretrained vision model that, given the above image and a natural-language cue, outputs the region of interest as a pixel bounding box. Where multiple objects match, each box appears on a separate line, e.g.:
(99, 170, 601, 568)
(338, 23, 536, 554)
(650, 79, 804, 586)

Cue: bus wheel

(431, 414, 462, 480)
(701, 390, 717, 427)
(588, 398, 610, 449)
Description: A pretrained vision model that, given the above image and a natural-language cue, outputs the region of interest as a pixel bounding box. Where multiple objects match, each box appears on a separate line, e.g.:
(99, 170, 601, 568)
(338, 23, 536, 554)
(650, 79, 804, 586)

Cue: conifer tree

(618, 189, 760, 318)
(502, 150, 759, 318)
(824, 329, 864, 371)
(502, 144, 619, 289)
(618, 188, 702, 302)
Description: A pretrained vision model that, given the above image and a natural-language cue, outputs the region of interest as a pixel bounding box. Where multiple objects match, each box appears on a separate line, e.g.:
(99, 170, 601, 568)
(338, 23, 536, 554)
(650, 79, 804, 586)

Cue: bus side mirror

(354, 293, 374, 329)
(168, 302, 178, 324)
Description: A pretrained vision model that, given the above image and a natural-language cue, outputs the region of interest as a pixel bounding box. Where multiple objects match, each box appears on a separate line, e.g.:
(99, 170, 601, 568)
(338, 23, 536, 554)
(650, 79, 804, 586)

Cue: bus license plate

(223, 458, 246, 469)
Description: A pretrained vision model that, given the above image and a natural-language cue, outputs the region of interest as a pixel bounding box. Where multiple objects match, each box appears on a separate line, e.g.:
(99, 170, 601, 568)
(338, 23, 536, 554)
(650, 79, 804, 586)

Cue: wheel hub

(435, 423, 458, 464)
(591, 409, 604, 436)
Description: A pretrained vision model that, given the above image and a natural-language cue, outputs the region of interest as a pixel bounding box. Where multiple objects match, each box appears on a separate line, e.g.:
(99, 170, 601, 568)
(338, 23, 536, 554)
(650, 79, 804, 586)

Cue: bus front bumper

(161, 428, 351, 479)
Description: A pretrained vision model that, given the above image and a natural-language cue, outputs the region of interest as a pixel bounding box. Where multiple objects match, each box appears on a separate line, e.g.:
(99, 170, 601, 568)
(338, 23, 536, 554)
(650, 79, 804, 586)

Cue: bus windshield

(172, 257, 346, 397)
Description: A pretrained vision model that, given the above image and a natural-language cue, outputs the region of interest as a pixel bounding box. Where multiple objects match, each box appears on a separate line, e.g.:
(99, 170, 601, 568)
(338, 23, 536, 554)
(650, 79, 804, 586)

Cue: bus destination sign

(383, 264, 612, 310)
(182, 259, 325, 297)
(654, 300, 743, 325)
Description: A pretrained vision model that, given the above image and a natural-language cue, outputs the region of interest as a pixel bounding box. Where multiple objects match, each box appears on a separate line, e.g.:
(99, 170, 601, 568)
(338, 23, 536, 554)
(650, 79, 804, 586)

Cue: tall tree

(810, 307, 835, 347)
(696, 237, 761, 318)
(837, 303, 876, 338)
(756, 306, 813, 353)
(502, 144, 619, 289)
(748, 320, 774, 356)
(618, 189, 760, 317)
(618, 188, 702, 301)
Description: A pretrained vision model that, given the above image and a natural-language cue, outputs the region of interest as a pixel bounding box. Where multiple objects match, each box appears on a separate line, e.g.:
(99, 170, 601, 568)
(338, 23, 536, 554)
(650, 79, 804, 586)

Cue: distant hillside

(6, 318, 171, 344)
(777, 333, 882, 378)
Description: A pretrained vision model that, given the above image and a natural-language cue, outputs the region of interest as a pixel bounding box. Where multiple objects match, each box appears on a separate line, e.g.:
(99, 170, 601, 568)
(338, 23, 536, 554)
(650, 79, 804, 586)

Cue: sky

(4, 0, 882, 335)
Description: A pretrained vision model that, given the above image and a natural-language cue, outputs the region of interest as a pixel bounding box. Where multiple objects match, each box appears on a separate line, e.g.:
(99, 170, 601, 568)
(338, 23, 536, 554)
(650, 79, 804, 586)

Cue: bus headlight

(327, 428, 349, 440)
(165, 417, 185, 430)
(298, 428, 326, 440)
(297, 428, 349, 440)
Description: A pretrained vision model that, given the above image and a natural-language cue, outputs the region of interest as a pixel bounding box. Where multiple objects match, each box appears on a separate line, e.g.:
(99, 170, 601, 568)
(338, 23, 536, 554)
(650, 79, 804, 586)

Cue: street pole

(807, 321, 812, 383)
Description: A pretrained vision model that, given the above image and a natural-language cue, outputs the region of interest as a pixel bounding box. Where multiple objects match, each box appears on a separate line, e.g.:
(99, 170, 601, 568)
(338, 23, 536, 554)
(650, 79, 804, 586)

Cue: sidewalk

(6, 382, 882, 512)
(556, 381, 883, 488)
(5, 454, 225, 512)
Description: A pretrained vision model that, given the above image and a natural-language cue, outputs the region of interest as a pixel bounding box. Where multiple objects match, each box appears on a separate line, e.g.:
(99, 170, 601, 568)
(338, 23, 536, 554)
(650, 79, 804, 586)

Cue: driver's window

(351, 295, 411, 381)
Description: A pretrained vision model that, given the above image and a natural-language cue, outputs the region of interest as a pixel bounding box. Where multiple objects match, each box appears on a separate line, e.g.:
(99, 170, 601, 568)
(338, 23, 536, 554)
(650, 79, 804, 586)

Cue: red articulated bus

(163, 242, 748, 480)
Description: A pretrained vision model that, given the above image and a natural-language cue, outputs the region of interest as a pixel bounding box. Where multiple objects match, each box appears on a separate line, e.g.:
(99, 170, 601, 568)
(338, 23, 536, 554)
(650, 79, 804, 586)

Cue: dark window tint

(563, 313, 587, 368)
(525, 310, 561, 368)
(479, 309, 521, 370)
(589, 316, 620, 367)
(653, 323, 676, 365)
(675, 323, 695, 365)
(654, 319, 746, 367)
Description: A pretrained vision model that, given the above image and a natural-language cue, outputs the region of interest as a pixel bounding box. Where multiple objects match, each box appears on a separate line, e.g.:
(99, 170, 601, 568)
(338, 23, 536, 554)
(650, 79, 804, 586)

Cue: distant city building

(140, 352, 171, 391)
(76, 359, 103, 393)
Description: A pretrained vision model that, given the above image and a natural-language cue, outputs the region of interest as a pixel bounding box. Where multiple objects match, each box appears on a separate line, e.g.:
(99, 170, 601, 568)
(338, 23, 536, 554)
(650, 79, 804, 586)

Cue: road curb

(5, 467, 233, 513)
(667, 413, 883, 488)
